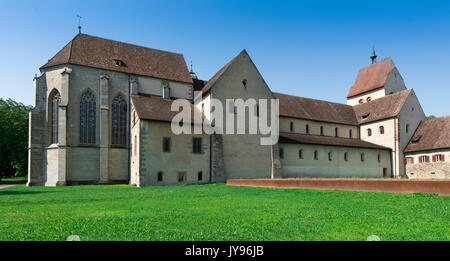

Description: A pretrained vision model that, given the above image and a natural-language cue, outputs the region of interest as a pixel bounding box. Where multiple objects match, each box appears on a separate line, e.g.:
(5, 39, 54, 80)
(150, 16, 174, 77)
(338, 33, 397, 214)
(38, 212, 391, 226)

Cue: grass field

(0, 183, 448, 241)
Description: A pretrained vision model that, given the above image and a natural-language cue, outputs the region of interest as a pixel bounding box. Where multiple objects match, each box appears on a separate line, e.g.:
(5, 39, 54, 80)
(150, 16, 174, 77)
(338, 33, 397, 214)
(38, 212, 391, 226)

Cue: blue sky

(1, 0, 449, 116)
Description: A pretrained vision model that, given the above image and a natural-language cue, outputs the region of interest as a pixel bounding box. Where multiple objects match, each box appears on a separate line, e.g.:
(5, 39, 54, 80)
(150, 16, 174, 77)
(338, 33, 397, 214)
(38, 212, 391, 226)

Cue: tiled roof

(273, 92, 359, 126)
(41, 34, 193, 84)
(347, 57, 395, 98)
(404, 116, 450, 153)
(279, 132, 391, 150)
(131, 95, 206, 124)
(352, 89, 411, 124)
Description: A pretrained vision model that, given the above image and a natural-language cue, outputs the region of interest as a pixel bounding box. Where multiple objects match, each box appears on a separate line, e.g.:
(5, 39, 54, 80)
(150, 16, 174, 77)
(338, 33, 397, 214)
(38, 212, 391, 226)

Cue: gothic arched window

(111, 94, 127, 145)
(49, 90, 60, 144)
(80, 89, 96, 144)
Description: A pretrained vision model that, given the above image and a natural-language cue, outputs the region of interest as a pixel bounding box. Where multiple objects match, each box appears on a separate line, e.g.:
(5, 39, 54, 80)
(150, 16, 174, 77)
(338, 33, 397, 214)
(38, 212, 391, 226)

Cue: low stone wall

(227, 179, 450, 195)
(406, 162, 450, 180)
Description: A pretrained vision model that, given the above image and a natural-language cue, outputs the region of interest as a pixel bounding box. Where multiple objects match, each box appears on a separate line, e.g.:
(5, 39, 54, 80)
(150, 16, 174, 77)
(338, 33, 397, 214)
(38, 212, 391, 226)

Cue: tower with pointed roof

(346, 57, 407, 106)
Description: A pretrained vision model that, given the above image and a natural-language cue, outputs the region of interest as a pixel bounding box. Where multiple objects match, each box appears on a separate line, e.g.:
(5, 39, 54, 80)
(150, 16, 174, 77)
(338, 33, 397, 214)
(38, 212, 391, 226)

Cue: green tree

(0, 98, 31, 181)
(427, 115, 436, 120)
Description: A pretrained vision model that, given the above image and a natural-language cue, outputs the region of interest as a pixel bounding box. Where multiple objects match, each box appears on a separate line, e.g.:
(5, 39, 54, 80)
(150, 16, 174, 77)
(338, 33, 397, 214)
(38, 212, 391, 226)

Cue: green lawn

(0, 183, 448, 241)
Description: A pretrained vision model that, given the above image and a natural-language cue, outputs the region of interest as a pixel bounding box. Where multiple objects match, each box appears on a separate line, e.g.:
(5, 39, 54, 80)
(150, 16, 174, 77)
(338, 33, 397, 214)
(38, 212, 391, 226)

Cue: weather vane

(77, 15, 82, 34)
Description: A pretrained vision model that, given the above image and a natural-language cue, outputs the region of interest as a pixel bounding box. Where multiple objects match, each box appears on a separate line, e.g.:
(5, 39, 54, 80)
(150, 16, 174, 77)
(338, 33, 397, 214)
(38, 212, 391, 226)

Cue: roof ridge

(357, 56, 393, 72)
(68, 34, 76, 63)
(40, 34, 78, 69)
(79, 33, 184, 56)
(273, 92, 351, 107)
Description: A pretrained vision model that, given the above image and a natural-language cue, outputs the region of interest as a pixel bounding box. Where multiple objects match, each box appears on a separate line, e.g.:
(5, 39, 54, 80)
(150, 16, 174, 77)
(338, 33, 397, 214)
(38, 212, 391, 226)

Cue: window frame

(111, 94, 127, 146)
(49, 90, 60, 145)
(79, 89, 97, 145)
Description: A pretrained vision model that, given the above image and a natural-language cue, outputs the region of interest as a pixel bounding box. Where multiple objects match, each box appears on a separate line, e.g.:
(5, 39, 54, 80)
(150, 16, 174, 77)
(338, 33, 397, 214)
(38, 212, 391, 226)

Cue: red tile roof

(41, 34, 193, 84)
(273, 92, 359, 126)
(131, 95, 206, 124)
(347, 57, 395, 98)
(352, 89, 412, 124)
(404, 116, 450, 153)
(279, 132, 390, 150)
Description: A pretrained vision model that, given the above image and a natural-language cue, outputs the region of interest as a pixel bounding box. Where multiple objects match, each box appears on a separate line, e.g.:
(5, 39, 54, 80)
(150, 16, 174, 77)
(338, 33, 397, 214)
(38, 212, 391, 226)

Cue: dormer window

(113, 59, 126, 67)
(362, 112, 370, 119)
(412, 136, 422, 144)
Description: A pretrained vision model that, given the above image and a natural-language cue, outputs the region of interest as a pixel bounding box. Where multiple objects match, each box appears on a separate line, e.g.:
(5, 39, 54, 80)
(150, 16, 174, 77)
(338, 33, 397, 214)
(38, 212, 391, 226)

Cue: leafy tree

(427, 115, 436, 120)
(0, 98, 31, 181)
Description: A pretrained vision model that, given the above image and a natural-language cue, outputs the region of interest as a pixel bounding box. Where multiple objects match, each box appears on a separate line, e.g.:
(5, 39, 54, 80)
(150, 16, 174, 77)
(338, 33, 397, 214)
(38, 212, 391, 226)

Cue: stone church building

(27, 33, 449, 186)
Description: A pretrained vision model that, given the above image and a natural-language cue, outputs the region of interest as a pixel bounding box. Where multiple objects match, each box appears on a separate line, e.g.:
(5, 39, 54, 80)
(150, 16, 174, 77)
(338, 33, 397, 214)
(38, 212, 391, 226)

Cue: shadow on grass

(0, 180, 27, 185)
(0, 190, 57, 196)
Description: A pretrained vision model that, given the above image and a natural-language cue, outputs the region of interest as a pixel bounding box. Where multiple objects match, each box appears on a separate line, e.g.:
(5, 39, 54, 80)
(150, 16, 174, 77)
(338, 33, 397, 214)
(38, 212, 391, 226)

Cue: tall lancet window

(50, 90, 60, 144)
(80, 89, 96, 144)
(111, 94, 127, 145)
